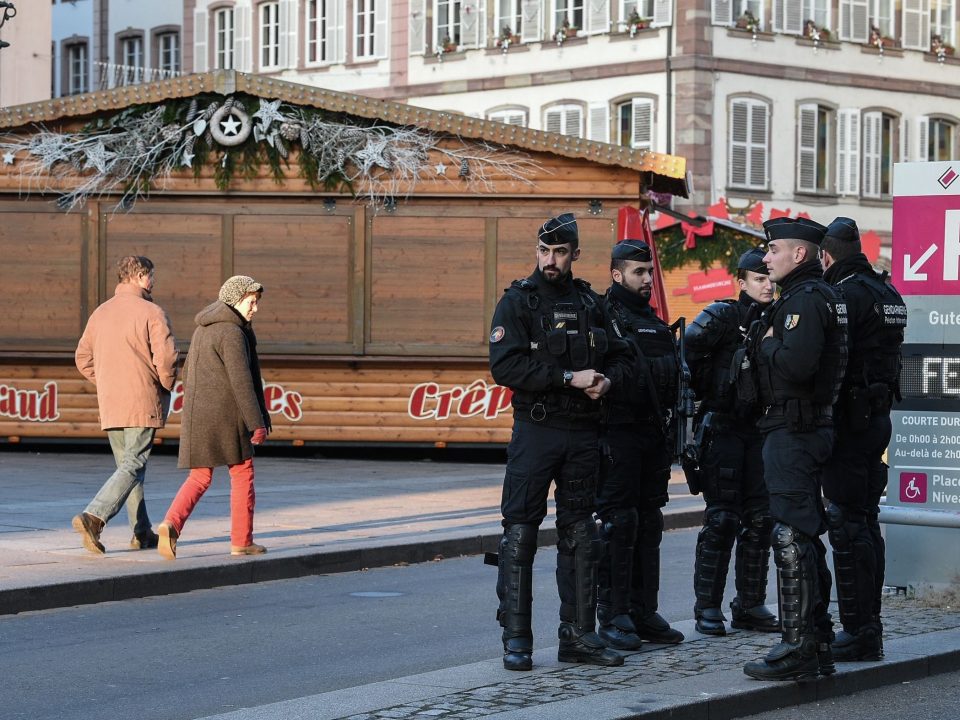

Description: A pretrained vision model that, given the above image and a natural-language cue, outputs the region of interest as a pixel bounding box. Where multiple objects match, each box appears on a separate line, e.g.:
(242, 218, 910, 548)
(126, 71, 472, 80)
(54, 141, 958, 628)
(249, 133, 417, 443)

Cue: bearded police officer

(742, 218, 848, 682)
(595, 239, 684, 649)
(488, 213, 631, 671)
(820, 217, 906, 662)
(685, 248, 780, 637)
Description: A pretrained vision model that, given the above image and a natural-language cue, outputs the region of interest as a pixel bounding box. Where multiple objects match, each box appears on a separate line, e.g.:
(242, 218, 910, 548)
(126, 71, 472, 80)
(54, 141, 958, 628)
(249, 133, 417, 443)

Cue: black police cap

(538, 213, 579, 247)
(737, 247, 769, 275)
(762, 217, 828, 246)
(825, 216, 860, 244)
(611, 239, 652, 262)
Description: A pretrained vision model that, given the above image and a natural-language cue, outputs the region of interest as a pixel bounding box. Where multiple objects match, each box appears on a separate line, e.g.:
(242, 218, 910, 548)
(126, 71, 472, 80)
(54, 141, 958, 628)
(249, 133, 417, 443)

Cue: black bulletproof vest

(839, 271, 907, 390)
(509, 277, 610, 418)
(757, 279, 848, 408)
(687, 298, 751, 414)
(607, 296, 678, 419)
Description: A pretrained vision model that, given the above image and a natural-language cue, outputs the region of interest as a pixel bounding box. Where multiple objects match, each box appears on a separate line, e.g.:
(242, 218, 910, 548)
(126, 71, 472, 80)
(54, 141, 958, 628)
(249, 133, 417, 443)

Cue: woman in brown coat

(158, 276, 271, 559)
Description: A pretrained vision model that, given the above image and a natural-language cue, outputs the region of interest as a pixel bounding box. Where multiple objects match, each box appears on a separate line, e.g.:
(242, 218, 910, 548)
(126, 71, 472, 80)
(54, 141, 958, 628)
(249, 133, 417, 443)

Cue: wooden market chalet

(0, 70, 688, 446)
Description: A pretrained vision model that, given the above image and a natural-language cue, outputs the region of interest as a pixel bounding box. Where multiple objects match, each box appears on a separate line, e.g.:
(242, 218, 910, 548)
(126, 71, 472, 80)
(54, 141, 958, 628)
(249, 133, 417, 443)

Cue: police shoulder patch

(784, 314, 800, 330)
(490, 326, 505, 343)
(611, 319, 623, 338)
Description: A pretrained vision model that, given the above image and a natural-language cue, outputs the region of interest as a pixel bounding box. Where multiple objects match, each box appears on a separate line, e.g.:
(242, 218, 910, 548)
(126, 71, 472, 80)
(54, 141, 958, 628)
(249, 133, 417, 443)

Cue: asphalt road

(2, 526, 755, 720)
(743, 669, 960, 720)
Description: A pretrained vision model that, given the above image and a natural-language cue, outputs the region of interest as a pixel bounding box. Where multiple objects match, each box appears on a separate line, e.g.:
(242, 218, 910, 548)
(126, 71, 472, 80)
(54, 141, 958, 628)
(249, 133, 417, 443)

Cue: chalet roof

(0, 70, 688, 196)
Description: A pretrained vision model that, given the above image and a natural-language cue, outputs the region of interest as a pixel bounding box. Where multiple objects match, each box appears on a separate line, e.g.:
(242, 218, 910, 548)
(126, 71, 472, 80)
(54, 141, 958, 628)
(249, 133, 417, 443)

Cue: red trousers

(164, 458, 256, 547)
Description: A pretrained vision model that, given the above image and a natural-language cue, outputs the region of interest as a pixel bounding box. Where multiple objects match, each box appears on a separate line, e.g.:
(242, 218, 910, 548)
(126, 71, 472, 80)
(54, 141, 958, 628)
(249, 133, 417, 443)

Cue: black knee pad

(599, 507, 638, 544)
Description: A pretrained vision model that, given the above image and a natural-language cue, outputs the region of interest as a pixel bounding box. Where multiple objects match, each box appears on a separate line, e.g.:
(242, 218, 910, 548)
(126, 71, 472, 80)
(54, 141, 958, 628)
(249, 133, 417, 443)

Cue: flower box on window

(735, 10, 760, 33)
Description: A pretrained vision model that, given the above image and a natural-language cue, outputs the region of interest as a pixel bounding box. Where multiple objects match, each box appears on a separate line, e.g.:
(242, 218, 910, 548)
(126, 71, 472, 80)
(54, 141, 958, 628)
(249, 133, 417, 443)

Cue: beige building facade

(0, 1, 52, 107)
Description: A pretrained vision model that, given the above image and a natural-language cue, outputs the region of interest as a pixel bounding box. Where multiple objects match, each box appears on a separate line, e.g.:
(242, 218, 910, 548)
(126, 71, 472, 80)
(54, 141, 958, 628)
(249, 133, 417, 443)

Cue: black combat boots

(558, 623, 623, 666)
(730, 598, 780, 632)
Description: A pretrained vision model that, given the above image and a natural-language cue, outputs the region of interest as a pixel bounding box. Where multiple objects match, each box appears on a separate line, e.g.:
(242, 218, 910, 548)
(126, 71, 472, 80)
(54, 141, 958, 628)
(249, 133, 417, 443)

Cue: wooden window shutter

(546, 108, 563, 134)
(840, 0, 869, 42)
(193, 9, 208, 73)
(279, 0, 298, 68)
(748, 101, 769, 188)
(632, 98, 653, 151)
(712, 0, 734, 25)
(797, 104, 818, 192)
(460, 0, 486, 48)
(329, 0, 347, 63)
(836, 109, 861, 196)
(587, 0, 610, 34)
(774, 0, 804, 34)
(410, 0, 427, 54)
(902, 0, 930, 50)
(916, 116, 929, 161)
(652, 0, 673, 26)
(235, 5, 252, 72)
(862, 111, 882, 198)
(521, 0, 543, 42)
(589, 103, 610, 143)
(565, 106, 583, 137)
(729, 99, 750, 186)
(374, 1, 389, 58)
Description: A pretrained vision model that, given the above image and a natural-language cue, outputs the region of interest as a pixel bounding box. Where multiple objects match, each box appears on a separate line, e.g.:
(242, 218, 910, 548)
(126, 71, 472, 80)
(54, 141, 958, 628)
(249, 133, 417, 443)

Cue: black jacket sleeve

(599, 305, 633, 391)
(488, 290, 563, 391)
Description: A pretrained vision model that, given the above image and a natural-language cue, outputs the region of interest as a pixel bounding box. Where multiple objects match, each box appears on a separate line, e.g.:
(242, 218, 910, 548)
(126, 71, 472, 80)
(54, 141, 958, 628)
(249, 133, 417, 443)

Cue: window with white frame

(307, 0, 345, 63)
(434, 0, 486, 49)
(712, 0, 765, 28)
(802, 0, 830, 31)
(158, 32, 180, 74)
(773, 0, 804, 33)
(355, 0, 387, 58)
(545, 103, 583, 137)
(902, 0, 930, 50)
(862, 112, 896, 198)
(66, 42, 88, 95)
(839, 0, 869, 41)
(553, 0, 585, 34)
(836, 108, 860, 196)
(931, 0, 955, 46)
(728, 97, 769, 190)
(215, 8, 235, 69)
(356, 0, 376, 56)
(488, 108, 527, 125)
(926, 118, 957, 161)
(260, 2, 281, 69)
(496, 0, 523, 36)
(616, 98, 654, 151)
(121, 36, 143, 70)
(797, 103, 834, 193)
(869, 0, 895, 38)
(625, 0, 675, 26)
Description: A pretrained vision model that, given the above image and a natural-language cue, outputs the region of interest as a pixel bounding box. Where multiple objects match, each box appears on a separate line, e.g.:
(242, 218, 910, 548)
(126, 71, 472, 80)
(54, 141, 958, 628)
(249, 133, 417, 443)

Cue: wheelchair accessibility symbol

(900, 472, 927, 503)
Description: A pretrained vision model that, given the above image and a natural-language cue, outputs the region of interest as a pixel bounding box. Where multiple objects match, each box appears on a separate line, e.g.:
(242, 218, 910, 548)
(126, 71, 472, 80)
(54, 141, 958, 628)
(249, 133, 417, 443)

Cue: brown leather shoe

(157, 522, 178, 560)
(72, 513, 106, 555)
(130, 529, 160, 550)
(230, 543, 267, 556)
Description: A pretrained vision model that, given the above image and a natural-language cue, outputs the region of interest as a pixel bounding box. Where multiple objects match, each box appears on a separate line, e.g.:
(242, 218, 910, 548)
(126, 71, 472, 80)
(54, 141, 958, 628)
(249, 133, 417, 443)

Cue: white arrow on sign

(904, 243, 938, 281)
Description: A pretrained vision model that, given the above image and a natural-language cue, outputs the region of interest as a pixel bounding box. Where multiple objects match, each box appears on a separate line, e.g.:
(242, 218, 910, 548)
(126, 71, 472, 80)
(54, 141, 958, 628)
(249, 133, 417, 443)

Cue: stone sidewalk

(198, 599, 960, 720)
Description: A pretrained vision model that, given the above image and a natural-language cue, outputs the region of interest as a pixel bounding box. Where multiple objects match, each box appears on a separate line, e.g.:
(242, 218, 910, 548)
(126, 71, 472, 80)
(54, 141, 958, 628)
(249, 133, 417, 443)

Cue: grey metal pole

(879, 505, 960, 529)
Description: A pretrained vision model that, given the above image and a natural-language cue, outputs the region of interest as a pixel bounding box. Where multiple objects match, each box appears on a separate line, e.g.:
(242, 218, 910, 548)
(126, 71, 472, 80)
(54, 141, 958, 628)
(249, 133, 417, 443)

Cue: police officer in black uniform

(595, 239, 684, 649)
(742, 218, 847, 682)
(488, 213, 631, 671)
(685, 248, 780, 636)
(820, 217, 906, 662)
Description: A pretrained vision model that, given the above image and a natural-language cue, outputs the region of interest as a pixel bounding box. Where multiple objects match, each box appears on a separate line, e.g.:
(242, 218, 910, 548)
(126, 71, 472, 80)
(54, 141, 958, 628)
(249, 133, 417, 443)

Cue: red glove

(251, 427, 267, 445)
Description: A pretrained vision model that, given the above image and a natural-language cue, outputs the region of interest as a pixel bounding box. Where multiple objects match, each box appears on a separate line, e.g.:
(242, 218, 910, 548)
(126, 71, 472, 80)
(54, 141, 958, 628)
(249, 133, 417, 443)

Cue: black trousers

(700, 424, 768, 517)
(821, 412, 892, 512)
(762, 426, 832, 539)
(500, 420, 600, 528)
(596, 422, 671, 517)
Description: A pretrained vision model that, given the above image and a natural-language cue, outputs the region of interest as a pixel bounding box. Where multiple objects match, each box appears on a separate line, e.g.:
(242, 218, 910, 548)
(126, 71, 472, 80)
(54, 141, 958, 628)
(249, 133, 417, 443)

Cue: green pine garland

(656, 222, 765, 276)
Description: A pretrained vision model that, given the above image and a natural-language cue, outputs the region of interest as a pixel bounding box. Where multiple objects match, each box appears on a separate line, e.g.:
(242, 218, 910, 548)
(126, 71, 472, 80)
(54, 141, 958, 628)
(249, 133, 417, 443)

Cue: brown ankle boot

(72, 513, 106, 554)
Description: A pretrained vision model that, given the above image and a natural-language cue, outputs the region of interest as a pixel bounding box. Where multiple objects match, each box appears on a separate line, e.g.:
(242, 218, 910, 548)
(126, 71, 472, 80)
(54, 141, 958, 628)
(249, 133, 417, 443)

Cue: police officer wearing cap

(596, 239, 685, 650)
(488, 213, 632, 671)
(820, 217, 906, 662)
(742, 218, 848, 682)
(684, 247, 780, 637)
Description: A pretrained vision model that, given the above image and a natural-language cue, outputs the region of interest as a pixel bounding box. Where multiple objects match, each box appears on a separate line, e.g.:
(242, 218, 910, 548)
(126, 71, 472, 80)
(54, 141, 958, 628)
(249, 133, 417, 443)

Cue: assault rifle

(671, 317, 697, 464)
(730, 302, 762, 406)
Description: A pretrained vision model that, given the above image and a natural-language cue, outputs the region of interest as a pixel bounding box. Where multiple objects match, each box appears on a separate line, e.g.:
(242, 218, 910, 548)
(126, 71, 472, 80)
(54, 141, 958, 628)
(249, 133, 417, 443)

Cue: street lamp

(0, 2, 17, 50)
